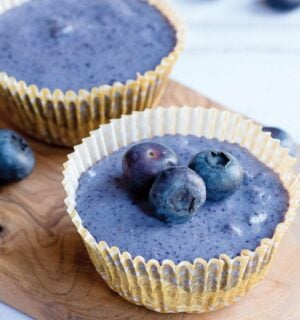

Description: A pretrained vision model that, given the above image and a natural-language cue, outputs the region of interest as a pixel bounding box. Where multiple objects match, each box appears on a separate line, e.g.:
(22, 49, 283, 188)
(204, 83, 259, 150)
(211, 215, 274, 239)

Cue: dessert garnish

(123, 143, 245, 223)
(189, 149, 244, 201)
(149, 166, 206, 224)
(122, 142, 178, 194)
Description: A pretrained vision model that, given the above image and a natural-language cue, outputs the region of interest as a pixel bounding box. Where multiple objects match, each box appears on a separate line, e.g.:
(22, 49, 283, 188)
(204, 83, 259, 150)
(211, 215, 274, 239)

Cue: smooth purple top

(76, 135, 289, 263)
(0, 0, 176, 91)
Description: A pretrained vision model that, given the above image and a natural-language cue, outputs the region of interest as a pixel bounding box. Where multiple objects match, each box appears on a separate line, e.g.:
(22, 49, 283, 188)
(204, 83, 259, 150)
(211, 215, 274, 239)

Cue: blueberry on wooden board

(0, 129, 35, 184)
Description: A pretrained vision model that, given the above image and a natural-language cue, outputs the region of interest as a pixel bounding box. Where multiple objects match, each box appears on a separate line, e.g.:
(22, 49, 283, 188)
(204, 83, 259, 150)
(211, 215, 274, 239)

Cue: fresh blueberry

(266, 0, 300, 11)
(0, 129, 35, 184)
(122, 142, 178, 194)
(262, 126, 297, 157)
(149, 167, 206, 224)
(189, 149, 244, 201)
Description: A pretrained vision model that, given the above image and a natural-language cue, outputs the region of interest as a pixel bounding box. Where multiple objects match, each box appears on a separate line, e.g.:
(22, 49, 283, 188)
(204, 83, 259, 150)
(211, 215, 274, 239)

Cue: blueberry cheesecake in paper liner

(62, 106, 300, 313)
(0, 0, 184, 147)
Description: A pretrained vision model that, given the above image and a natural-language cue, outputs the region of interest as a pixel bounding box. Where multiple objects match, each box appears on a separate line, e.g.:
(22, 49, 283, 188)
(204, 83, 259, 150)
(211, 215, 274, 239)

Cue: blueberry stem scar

(208, 150, 231, 168)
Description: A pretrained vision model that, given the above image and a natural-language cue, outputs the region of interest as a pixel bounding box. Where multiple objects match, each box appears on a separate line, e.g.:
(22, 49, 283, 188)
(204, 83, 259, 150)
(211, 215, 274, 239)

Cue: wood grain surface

(0, 81, 299, 320)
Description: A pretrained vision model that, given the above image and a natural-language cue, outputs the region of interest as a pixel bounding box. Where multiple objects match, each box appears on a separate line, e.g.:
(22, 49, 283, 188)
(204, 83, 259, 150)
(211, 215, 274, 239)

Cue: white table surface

(171, 0, 300, 143)
(1, 0, 300, 318)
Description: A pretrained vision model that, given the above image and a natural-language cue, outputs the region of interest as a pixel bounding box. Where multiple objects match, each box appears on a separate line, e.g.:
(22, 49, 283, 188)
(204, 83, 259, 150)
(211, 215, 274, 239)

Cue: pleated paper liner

(62, 106, 300, 313)
(0, 0, 184, 147)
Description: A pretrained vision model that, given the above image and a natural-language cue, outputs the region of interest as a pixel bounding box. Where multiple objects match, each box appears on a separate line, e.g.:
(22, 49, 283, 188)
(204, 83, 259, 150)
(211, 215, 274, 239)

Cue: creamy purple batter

(0, 0, 175, 91)
(76, 135, 289, 262)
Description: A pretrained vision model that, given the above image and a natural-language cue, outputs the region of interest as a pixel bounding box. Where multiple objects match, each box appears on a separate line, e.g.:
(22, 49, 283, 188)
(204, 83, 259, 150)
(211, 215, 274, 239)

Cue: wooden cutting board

(0, 81, 299, 320)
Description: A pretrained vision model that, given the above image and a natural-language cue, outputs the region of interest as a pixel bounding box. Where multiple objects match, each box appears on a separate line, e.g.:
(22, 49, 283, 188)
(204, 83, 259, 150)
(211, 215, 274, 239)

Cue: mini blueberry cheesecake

(63, 106, 300, 313)
(0, 0, 184, 146)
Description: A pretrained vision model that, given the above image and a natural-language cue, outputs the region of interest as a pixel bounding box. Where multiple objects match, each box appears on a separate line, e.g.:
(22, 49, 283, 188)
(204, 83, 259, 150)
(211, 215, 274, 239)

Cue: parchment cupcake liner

(62, 106, 300, 313)
(0, 0, 184, 147)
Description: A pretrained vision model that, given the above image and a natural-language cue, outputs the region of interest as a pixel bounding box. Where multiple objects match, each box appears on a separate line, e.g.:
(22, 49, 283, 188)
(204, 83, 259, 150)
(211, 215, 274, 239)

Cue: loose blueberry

(149, 167, 206, 224)
(189, 149, 244, 201)
(266, 0, 300, 11)
(122, 142, 178, 194)
(0, 129, 35, 184)
(262, 126, 297, 157)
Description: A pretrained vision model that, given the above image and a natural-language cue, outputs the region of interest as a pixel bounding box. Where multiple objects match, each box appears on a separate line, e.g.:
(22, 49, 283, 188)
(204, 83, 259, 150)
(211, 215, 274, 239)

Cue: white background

(1, 0, 300, 318)
(171, 0, 300, 142)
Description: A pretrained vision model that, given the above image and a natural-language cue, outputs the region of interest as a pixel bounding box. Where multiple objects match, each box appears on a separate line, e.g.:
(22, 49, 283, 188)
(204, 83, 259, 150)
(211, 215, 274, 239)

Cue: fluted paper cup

(62, 106, 300, 313)
(0, 0, 184, 146)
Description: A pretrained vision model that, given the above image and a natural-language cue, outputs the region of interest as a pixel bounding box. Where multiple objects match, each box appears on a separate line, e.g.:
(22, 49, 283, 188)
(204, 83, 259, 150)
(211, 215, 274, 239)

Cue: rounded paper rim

(0, 0, 185, 99)
(62, 106, 300, 269)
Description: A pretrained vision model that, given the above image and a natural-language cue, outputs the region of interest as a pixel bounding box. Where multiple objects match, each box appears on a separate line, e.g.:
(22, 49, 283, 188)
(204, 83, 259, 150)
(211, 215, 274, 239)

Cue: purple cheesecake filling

(76, 135, 289, 263)
(0, 0, 176, 92)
